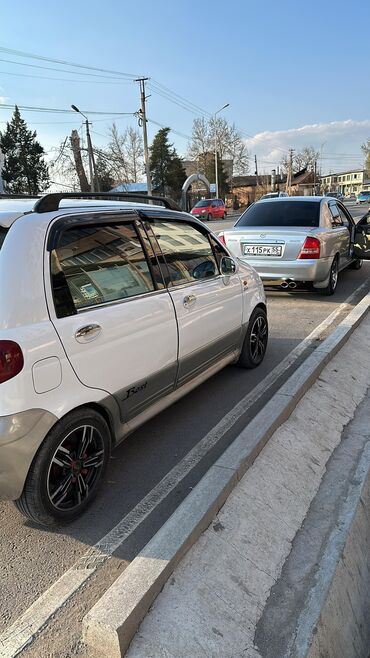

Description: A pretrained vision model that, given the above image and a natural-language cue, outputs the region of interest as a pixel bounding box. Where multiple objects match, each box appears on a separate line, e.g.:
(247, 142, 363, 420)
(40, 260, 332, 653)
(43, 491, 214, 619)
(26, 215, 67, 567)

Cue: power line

(0, 46, 140, 79)
(0, 57, 129, 80)
(0, 103, 135, 116)
(0, 69, 130, 85)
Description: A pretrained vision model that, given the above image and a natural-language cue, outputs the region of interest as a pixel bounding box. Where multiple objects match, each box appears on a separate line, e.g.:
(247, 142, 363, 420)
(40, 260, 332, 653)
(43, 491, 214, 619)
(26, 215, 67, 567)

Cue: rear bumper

(238, 257, 332, 283)
(0, 409, 57, 500)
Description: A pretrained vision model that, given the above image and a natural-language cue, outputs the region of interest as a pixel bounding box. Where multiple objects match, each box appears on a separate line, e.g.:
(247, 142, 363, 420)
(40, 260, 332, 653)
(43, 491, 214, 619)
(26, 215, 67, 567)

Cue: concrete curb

(82, 293, 370, 657)
(297, 444, 370, 658)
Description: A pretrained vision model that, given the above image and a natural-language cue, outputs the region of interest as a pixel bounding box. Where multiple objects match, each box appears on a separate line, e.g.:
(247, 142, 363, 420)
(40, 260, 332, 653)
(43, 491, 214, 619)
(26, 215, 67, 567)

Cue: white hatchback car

(0, 193, 268, 526)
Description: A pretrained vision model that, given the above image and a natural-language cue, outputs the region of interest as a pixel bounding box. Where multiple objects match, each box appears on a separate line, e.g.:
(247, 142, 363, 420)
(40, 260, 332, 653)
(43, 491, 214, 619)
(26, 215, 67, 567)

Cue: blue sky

(1, 0, 369, 175)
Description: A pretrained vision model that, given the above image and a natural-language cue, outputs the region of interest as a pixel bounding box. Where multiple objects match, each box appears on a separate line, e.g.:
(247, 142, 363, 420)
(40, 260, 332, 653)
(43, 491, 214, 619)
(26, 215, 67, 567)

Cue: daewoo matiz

(0, 193, 268, 526)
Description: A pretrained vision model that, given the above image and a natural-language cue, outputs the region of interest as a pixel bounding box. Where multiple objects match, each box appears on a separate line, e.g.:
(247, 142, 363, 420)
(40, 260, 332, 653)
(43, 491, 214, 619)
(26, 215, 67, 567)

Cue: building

(320, 169, 370, 196)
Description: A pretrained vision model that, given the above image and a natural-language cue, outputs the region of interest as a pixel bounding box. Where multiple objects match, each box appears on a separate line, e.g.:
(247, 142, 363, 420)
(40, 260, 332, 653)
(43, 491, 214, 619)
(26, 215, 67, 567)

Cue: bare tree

(281, 146, 320, 174)
(105, 123, 144, 184)
(70, 130, 89, 191)
(188, 117, 249, 178)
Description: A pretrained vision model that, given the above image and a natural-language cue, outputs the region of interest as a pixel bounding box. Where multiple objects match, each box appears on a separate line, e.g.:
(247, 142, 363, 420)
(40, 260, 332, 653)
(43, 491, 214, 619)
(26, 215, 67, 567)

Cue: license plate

(243, 244, 282, 256)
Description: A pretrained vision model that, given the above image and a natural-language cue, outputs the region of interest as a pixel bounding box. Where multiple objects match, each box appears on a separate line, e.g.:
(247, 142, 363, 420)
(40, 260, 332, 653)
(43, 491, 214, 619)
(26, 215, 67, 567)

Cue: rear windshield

(0, 227, 8, 250)
(236, 201, 320, 228)
(194, 200, 211, 208)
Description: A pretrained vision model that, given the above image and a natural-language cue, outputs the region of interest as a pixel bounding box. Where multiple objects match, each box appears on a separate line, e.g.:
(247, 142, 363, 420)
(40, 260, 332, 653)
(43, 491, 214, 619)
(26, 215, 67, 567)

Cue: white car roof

(0, 197, 169, 229)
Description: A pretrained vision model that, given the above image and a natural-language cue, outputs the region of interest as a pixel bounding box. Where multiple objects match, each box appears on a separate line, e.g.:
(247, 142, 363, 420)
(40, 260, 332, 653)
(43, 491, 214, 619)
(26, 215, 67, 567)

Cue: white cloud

(244, 119, 370, 174)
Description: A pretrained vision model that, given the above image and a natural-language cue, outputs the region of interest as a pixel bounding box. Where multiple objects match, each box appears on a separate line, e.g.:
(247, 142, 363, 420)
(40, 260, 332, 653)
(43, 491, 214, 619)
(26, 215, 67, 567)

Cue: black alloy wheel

(237, 307, 268, 369)
(46, 425, 105, 512)
(15, 409, 110, 526)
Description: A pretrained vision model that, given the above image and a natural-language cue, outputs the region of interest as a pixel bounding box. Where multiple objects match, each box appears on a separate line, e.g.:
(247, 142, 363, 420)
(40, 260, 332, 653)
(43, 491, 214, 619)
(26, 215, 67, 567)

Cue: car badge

(260, 233, 266, 238)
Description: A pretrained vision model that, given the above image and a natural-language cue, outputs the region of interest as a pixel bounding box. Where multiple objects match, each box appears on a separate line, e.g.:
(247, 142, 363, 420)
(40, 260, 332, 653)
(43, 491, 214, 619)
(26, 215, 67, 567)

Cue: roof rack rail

(33, 192, 181, 214)
(0, 193, 41, 199)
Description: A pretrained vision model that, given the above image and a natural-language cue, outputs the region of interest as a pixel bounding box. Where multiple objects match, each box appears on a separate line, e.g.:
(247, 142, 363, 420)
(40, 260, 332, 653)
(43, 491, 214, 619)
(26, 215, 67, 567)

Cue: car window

(151, 220, 218, 286)
(236, 201, 320, 227)
(209, 234, 228, 268)
(337, 207, 350, 228)
(194, 200, 211, 208)
(51, 223, 155, 313)
(329, 203, 343, 227)
(0, 227, 8, 250)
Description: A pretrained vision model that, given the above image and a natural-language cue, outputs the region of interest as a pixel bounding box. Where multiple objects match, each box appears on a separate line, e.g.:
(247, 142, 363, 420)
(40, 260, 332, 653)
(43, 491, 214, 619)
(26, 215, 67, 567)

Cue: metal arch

(181, 173, 211, 211)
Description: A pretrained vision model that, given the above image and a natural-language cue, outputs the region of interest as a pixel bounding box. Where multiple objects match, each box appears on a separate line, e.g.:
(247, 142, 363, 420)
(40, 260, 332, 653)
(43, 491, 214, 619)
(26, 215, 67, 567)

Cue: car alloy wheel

(46, 425, 105, 511)
(249, 314, 268, 364)
(330, 258, 338, 291)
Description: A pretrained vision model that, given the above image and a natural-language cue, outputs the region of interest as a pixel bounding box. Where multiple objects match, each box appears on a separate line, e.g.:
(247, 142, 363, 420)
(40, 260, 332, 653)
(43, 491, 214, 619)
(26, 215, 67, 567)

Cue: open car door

(352, 212, 370, 259)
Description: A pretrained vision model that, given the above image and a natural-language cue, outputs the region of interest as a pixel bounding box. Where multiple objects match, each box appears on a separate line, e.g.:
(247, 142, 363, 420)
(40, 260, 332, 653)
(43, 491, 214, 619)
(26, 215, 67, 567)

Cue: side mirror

(220, 256, 236, 275)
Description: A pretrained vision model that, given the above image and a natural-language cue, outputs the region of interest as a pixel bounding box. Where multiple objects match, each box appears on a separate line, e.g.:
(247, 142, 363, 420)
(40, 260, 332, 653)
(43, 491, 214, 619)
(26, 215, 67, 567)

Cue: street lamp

(214, 103, 229, 199)
(71, 104, 99, 192)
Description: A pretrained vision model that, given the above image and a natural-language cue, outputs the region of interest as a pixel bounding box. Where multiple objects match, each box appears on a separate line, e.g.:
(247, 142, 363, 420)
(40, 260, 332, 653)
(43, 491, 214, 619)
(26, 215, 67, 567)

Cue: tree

(0, 106, 49, 193)
(204, 154, 230, 197)
(95, 154, 115, 192)
(150, 127, 186, 198)
(188, 117, 249, 178)
(361, 139, 370, 174)
(105, 123, 144, 183)
(280, 146, 320, 174)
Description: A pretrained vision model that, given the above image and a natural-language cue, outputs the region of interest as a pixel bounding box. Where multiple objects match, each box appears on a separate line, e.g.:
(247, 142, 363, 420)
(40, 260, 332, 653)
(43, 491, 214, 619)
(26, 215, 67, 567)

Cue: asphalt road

(1, 201, 370, 658)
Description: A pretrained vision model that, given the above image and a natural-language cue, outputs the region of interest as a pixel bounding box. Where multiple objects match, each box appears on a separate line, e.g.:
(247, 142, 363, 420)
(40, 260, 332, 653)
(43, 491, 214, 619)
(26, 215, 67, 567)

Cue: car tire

(207, 213, 212, 221)
(14, 408, 111, 527)
(237, 307, 268, 369)
(319, 256, 339, 296)
(350, 258, 363, 270)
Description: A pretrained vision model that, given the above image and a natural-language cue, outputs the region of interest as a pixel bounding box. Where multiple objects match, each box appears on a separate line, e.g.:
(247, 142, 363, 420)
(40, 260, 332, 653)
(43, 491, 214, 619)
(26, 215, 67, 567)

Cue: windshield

(359, 191, 370, 196)
(261, 193, 278, 199)
(194, 200, 212, 208)
(236, 201, 321, 228)
(0, 227, 8, 250)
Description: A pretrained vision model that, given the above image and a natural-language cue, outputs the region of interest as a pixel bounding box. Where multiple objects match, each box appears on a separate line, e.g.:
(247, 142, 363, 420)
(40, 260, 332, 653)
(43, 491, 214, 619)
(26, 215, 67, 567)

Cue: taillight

(298, 236, 321, 259)
(0, 341, 24, 384)
(218, 233, 226, 246)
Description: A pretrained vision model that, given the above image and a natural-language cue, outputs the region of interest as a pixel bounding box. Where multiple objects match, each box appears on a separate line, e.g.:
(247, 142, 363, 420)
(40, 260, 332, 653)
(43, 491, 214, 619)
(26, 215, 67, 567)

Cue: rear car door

(148, 218, 243, 386)
(47, 214, 178, 422)
(328, 202, 351, 268)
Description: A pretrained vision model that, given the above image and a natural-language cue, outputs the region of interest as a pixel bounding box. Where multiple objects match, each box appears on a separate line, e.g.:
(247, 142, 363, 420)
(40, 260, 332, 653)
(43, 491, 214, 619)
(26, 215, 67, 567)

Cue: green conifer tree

(0, 106, 49, 194)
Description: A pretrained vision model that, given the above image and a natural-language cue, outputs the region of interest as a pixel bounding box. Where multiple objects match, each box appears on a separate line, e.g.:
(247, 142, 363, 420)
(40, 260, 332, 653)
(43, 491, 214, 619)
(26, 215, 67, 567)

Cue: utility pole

(286, 148, 294, 196)
(85, 119, 100, 193)
(214, 103, 229, 199)
(254, 154, 259, 186)
(71, 105, 99, 192)
(135, 77, 152, 196)
(313, 160, 317, 196)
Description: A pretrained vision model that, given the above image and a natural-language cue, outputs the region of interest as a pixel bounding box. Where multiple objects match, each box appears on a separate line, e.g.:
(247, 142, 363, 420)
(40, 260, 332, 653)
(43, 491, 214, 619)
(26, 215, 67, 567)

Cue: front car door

(46, 213, 178, 423)
(352, 211, 370, 259)
(146, 217, 243, 387)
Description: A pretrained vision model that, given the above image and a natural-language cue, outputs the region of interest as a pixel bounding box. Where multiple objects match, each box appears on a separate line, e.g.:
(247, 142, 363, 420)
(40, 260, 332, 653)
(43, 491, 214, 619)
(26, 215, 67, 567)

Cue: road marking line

(0, 281, 368, 658)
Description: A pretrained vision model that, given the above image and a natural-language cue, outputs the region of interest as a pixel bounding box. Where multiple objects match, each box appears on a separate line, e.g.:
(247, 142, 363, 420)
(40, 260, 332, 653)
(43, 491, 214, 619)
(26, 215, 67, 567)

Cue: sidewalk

(124, 313, 370, 657)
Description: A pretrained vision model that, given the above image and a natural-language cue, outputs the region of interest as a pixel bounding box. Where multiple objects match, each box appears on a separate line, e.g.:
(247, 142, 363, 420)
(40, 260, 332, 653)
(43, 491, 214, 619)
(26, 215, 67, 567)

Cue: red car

(190, 198, 227, 221)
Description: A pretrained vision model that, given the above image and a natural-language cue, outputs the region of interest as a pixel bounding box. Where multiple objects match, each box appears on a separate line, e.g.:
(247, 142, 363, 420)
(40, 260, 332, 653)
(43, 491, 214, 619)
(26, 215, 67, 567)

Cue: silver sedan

(218, 197, 362, 295)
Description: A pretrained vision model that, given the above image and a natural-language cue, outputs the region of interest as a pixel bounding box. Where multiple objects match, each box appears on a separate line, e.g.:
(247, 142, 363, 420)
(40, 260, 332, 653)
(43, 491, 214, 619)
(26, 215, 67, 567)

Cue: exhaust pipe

(281, 281, 289, 289)
(288, 281, 297, 289)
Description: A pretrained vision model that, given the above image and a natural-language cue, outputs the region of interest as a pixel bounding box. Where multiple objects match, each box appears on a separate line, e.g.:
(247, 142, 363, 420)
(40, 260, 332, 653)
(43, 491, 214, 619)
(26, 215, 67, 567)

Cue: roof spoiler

(32, 192, 181, 213)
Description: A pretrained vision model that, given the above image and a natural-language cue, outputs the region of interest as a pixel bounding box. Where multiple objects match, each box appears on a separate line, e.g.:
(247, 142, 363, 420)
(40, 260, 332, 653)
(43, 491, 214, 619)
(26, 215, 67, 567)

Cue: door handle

(75, 324, 102, 342)
(183, 294, 196, 308)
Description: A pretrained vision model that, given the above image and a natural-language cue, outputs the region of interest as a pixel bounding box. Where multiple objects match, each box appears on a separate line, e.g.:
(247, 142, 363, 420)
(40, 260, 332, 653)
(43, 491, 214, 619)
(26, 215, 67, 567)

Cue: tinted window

(152, 220, 218, 286)
(0, 227, 8, 250)
(52, 223, 154, 311)
(194, 200, 211, 208)
(236, 201, 320, 228)
(329, 204, 343, 227)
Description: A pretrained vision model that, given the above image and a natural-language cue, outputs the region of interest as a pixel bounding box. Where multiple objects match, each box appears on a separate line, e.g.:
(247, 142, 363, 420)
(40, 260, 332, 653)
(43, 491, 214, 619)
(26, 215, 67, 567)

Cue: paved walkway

(126, 315, 370, 658)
